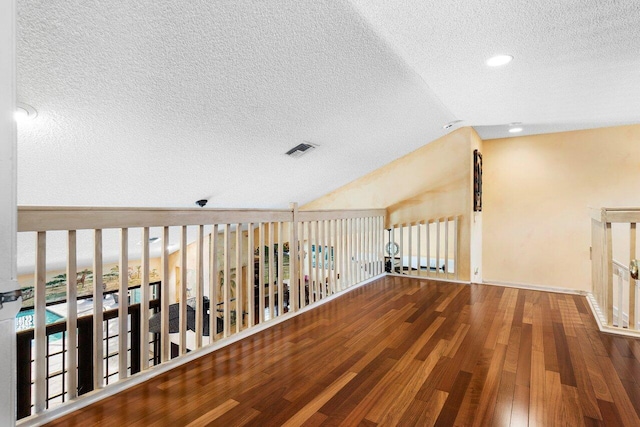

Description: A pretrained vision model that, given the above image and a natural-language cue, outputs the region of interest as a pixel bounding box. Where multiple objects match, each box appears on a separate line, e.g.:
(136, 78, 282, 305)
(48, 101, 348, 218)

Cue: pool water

(16, 309, 65, 341)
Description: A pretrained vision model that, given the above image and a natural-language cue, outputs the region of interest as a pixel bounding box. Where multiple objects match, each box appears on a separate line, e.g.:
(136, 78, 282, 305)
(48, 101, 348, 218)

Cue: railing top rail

(297, 208, 386, 222)
(18, 206, 387, 232)
(387, 215, 459, 229)
(590, 207, 640, 224)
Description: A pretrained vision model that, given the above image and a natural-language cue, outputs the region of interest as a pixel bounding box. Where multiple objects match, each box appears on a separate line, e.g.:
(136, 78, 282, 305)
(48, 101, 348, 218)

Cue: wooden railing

(385, 217, 459, 281)
(590, 208, 639, 335)
(16, 205, 386, 422)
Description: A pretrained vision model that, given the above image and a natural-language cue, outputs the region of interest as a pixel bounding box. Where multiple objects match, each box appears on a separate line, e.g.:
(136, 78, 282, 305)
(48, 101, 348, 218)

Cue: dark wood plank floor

(47, 276, 640, 426)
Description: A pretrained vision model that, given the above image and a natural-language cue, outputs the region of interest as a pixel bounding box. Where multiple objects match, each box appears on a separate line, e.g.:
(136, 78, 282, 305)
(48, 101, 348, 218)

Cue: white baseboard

(481, 279, 588, 296)
(386, 272, 471, 285)
(18, 273, 385, 427)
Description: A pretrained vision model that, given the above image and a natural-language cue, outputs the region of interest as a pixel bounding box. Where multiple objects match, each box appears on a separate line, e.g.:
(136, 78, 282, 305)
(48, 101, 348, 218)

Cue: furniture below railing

(385, 217, 459, 281)
(590, 208, 639, 335)
(16, 205, 386, 422)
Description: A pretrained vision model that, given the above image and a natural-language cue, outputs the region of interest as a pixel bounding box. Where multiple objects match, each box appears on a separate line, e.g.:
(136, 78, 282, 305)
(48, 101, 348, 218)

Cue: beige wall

(304, 127, 480, 280)
(483, 124, 640, 292)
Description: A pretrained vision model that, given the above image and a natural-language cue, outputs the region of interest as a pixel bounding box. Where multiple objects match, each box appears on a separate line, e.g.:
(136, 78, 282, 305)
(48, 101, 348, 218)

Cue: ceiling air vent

(286, 142, 315, 158)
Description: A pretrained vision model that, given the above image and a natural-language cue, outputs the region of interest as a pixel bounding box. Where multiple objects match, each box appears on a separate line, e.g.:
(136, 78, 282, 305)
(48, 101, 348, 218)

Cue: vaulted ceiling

(16, 0, 640, 211)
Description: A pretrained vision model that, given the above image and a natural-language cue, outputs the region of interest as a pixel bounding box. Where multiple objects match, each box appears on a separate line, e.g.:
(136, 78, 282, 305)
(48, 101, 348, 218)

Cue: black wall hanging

(473, 149, 483, 212)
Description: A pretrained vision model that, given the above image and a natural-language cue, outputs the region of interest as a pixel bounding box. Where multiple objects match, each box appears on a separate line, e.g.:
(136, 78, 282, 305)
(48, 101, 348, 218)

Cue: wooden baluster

(223, 224, 231, 337)
(416, 223, 422, 278)
(277, 222, 284, 315)
(66, 230, 78, 398)
(399, 223, 404, 276)
(313, 221, 319, 300)
(361, 217, 367, 279)
(436, 219, 441, 277)
(365, 217, 371, 278)
(408, 223, 413, 277)
(140, 227, 150, 369)
(630, 222, 637, 330)
(290, 203, 299, 313)
(379, 217, 382, 273)
(91, 229, 105, 387)
(426, 222, 431, 278)
(195, 225, 204, 347)
(454, 217, 459, 281)
(306, 221, 312, 303)
(339, 219, 345, 289)
(360, 218, 364, 280)
(371, 217, 375, 276)
(210, 225, 219, 340)
(331, 219, 336, 294)
(246, 223, 254, 326)
(617, 267, 624, 327)
(606, 222, 613, 326)
(298, 221, 306, 309)
(179, 226, 187, 354)
(325, 220, 331, 294)
(268, 222, 275, 319)
(355, 218, 360, 282)
(34, 231, 46, 412)
(119, 228, 129, 377)
(259, 223, 265, 323)
(236, 223, 243, 332)
(390, 226, 395, 275)
(348, 218, 354, 286)
(160, 227, 170, 361)
(322, 220, 328, 298)
(371, 217, 376, 276)
(292, 214, 299, 312)
(444, 219, 449, 279)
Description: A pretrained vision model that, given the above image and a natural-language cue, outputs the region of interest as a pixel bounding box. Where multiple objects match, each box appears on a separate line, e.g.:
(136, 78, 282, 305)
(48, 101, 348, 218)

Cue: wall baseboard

(386, 272, 471, 285)
(18, 273, 386, 427)
(481, 279, 589, 296)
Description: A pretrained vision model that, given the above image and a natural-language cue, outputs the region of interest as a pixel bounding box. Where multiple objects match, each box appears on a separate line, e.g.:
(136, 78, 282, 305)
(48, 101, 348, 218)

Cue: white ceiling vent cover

(286, 143, 316, 158)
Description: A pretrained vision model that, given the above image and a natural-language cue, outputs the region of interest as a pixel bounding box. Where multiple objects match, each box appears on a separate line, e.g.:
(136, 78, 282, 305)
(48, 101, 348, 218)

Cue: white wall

(0, 0, 19, 425)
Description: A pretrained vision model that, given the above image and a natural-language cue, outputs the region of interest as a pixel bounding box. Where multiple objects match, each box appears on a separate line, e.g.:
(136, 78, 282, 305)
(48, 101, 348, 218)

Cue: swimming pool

(16, 309, 65, 340)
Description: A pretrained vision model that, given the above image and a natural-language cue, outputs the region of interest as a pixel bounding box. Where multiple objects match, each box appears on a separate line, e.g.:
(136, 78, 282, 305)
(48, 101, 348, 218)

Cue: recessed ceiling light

(443, 120, 463, 130)
(15, 103, 38, 122)
(508, 127, 523, 133)
(486, 54, 513, 67)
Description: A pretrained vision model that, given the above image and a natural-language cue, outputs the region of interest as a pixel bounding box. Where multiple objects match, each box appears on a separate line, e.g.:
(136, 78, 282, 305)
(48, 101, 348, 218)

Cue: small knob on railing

(631, 259, 639, 280)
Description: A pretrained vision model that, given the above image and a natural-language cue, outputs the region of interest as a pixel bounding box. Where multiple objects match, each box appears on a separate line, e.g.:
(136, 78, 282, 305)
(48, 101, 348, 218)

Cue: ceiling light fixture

(15, 102, 38, 122)
(486, 54, 513, 67)
(508, 127, 523, 133)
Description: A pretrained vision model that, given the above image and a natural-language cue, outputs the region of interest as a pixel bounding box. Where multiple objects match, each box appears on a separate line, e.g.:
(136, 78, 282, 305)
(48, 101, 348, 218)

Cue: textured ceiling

(16, 0, 452, 210)
(15, 0, 640, 271)
(349, 0, 640, 137)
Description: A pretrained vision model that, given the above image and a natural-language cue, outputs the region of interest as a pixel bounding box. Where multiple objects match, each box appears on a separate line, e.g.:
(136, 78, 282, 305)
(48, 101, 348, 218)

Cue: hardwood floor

(47, 276, 640, 426)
